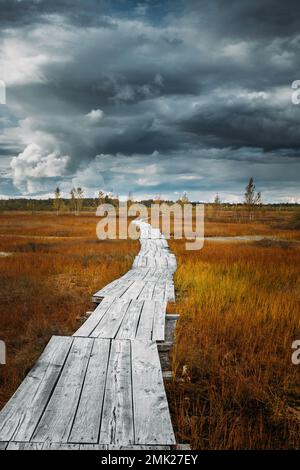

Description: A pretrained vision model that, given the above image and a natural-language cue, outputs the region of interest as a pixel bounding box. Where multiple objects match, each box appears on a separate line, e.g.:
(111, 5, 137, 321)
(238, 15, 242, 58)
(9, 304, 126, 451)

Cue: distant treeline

(0, 197, 114, 212)
(0, 198, 299, 212)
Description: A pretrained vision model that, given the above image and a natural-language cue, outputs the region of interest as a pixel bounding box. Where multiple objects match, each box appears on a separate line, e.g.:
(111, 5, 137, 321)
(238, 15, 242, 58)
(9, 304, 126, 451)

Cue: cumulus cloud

(10, 143, 69, 193)
(85, 109, 104, 122)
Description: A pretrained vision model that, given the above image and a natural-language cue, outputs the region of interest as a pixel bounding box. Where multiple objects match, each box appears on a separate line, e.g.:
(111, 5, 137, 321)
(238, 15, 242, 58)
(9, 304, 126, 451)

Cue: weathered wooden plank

(73, 297, 115, 337)
(69, 338, 110, 443)
(94, 279, 135, 300)
(32, 337, 94, 443)
(93, 278, 120, 297)
(133, 255, 149, 268)
(99, 340, 134, 445)
(132, 340, 175, 445)
(165, 282, 175, 302)
(6, 442, 44, 450)
(105, 280, 135, 298)
(91, 300, 130, 338)
(116, 300, 144, 340)
(152, 282, 166, 302)
(152, 301, 167, 341)
(137, 281, 155, 301)
(120, 268, 149, 282)
(79, 444, 107, 450)
(121, 281, 145, 300)
(46, 443, 81, 450)
(136, 301, 155, 340)
(0, 442, 8, 450)
(4, 441, 109, 450)
(0, 336, 73, 442)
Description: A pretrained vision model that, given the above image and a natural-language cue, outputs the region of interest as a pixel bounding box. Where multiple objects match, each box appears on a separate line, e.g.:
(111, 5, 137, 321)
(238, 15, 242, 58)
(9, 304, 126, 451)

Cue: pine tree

(244, 177, 256, 205)
(214, 194, 221, 205)
(244, 178, 262, 220)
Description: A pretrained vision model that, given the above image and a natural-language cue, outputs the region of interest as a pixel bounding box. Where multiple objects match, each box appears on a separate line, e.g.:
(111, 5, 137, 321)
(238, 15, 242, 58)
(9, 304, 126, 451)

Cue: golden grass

(0, 213, 139, 408)
(168, 240, 300, 449)
(156, 207, 300, 240)
(1, 211, 300, 450)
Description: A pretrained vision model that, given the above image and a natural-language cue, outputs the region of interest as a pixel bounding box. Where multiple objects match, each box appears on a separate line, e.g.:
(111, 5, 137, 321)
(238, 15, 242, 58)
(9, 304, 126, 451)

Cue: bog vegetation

(0, 205, 300, 449)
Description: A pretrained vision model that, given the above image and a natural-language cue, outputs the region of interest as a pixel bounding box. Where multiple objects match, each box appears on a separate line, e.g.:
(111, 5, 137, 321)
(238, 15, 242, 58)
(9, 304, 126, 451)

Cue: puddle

(0, 252, 13, 257)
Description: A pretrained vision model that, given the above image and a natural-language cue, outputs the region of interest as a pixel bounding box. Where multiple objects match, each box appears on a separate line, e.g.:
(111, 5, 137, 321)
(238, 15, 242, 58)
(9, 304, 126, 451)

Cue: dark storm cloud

(0, 0, 114, 28)
(188, 0, 300, 39)
(179, 95, 300, 151)
(0, 0, 300, 200)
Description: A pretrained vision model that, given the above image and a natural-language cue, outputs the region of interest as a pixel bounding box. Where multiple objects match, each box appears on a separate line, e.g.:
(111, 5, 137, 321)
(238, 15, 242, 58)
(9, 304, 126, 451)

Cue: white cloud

(10, 143, 69, 193)
(85, 109, 104, 122)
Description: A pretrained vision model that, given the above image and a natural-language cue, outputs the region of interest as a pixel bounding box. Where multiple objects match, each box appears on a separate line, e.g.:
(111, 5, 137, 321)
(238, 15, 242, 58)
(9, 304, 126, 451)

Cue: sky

(0, 0, 300, 202)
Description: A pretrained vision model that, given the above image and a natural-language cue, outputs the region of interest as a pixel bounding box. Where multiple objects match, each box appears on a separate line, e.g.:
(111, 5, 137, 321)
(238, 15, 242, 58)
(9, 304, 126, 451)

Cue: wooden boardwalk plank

(165, 282, 175, 302)
(90, 300, 130, 338)
(94, 280, 134, 300)
(0, 336, 73, 442)
(99, 340, 134, 445)
(138, 281, 155, 300)
(116, 300, 144, 340)
(7, 442, 44, 450)
(73, 297, 115, 337)
(121, 281, 145, 300)
(152, 282, 166, 302)
(132, 341, 175, 445)
(152, 301, 167, 341)
(136, 301, 155, 340)
(93, 279, 120, 297)
(5, 442, 109, 450)
(32, 337, 94, 443)
(69, 338, 110, 443)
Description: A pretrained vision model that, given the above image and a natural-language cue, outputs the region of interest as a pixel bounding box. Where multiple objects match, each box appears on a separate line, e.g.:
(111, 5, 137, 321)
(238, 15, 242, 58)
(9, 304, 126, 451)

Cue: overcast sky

(0, 0, 300, 202)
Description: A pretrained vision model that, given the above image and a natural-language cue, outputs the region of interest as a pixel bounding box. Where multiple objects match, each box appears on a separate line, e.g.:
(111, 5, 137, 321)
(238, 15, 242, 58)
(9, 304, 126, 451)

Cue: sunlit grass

(168, 240, 300, 449)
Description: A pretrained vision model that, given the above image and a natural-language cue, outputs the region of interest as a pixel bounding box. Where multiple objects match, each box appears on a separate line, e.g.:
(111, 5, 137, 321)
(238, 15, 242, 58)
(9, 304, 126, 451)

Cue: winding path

(0, 220, 177, 450)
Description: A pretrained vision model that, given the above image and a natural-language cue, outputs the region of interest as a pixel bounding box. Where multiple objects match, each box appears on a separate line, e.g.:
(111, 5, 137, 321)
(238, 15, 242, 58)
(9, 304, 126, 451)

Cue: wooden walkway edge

(0, 219, 177, 450)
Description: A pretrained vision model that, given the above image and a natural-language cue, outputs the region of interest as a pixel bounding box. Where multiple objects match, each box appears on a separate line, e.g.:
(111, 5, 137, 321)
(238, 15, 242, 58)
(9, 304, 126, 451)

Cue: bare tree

(177, 192, 189, 205)
(98, 190, 105, 207)
(213, 193, 221, 221)
(70, 188, 76, 215)
(53, 187, 61, 216)
(76, 187, 84, 215)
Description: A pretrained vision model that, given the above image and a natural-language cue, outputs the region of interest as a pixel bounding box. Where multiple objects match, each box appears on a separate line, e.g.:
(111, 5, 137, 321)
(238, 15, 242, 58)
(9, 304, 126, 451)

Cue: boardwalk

(0, 220, 177, 450)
